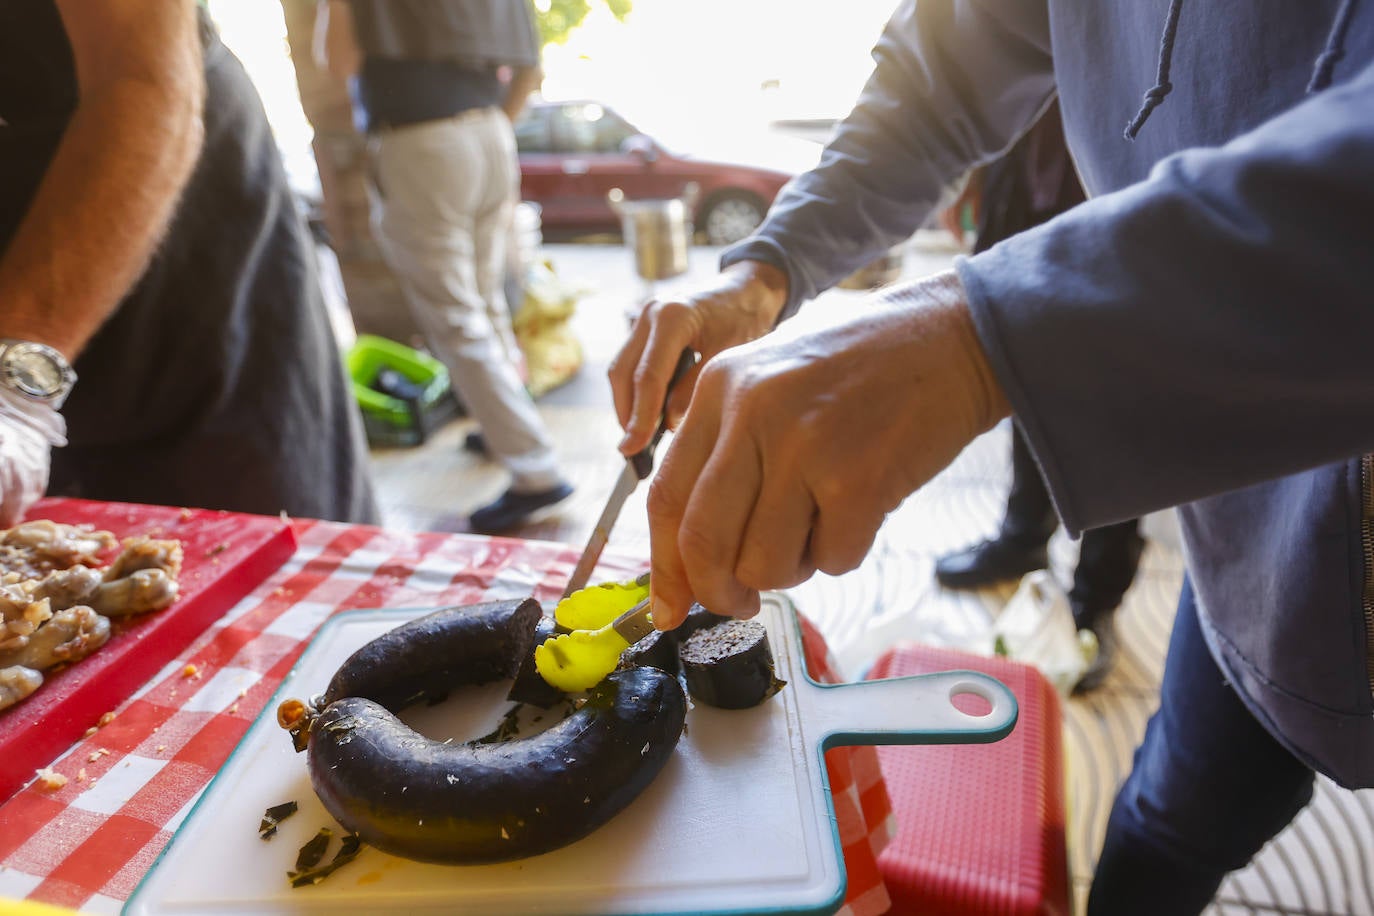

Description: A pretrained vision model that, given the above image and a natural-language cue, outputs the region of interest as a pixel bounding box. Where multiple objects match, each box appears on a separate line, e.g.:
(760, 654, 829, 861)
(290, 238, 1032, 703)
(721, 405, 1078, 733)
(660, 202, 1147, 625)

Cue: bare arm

(314, 0, 362, 84)
(0, 0, 204, 360)
(502, 64, 542, 122)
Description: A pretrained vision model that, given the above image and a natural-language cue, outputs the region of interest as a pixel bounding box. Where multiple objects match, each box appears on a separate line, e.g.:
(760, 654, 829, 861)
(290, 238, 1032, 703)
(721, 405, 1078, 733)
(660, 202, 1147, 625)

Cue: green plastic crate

(346, 334, 457, 447)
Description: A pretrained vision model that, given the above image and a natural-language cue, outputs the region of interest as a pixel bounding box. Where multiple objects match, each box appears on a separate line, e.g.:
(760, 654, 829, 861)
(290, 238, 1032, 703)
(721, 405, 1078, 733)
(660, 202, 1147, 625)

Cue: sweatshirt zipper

(1363, 453, 1374, 700)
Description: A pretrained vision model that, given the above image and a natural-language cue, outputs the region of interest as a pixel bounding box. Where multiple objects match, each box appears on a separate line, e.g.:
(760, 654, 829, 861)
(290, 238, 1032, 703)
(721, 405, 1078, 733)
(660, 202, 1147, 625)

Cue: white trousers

(371, 107, 561, 491)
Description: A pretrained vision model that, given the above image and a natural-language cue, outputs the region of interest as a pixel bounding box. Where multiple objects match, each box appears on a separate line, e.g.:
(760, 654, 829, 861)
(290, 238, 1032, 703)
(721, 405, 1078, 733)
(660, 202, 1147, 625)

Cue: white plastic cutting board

(125, 593, 1016, 916)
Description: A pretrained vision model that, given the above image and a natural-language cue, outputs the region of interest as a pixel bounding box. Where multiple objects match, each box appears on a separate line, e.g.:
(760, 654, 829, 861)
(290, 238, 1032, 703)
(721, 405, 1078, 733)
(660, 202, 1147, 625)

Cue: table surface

(0, 516, 892, 916)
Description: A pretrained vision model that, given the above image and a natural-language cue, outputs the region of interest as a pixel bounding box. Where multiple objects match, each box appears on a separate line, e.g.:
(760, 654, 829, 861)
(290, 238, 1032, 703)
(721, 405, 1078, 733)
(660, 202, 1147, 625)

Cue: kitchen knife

(561, 348, 695, 598)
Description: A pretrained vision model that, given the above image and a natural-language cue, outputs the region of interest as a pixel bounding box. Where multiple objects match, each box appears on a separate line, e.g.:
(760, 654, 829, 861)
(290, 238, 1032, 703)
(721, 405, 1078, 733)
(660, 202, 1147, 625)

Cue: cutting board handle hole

(949, 687, 993, 717)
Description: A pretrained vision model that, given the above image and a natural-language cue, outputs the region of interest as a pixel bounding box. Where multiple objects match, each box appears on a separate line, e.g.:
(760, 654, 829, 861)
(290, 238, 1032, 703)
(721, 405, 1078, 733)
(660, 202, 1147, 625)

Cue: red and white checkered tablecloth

(0, 519, 892, 915)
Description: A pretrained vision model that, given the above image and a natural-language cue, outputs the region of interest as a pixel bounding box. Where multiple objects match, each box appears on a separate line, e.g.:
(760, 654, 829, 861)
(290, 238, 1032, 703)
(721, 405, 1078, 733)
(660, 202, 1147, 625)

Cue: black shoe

(1072, 602, 1119, 694)
(469, 482, 574, 534)
(934, 536, 1049, 589)
(463, 430, 490, 457)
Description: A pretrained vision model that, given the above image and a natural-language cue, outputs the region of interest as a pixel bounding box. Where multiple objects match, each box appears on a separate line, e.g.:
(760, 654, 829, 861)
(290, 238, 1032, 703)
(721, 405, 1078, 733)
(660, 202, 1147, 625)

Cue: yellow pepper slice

(553, 576, 649, 631)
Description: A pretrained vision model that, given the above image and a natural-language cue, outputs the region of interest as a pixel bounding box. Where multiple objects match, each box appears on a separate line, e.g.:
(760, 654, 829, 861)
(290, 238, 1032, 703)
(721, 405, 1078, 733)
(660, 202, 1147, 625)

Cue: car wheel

(699, 192, 767, 246)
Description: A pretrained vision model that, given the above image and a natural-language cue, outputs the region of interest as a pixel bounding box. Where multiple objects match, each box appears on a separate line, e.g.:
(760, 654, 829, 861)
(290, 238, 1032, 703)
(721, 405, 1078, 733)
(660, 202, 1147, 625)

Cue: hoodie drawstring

(1124, 0, 1357, 140)
(1124, 0, 1185, 141)
(1308, 0, 1359, 92)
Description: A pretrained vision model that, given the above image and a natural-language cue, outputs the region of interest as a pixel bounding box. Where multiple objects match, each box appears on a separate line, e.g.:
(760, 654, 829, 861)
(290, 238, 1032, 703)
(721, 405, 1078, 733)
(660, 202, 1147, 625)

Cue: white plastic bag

(987, 569, 1096, 697)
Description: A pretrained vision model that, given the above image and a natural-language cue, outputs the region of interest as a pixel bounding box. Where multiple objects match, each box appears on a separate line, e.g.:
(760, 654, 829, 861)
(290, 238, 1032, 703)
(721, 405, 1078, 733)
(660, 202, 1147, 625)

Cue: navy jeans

(1087, 576, 1316, 914)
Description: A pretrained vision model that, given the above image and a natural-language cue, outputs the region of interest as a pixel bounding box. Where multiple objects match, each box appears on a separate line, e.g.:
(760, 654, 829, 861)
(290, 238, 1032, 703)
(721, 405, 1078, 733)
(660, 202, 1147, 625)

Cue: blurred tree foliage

(533, 0, 632, 45)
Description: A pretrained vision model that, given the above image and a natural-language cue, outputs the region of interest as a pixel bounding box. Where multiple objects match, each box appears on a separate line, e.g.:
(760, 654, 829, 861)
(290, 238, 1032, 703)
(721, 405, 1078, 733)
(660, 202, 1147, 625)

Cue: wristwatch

(0, 340, 77, 409)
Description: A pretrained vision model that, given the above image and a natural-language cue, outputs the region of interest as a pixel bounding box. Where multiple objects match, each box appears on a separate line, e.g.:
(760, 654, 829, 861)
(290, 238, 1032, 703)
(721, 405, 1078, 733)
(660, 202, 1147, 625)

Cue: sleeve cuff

(956, 254, 1088, 537)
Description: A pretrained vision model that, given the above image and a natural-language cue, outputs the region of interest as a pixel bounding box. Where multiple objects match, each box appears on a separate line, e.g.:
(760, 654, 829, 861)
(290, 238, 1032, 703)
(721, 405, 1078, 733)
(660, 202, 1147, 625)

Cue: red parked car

(514, 99, 818, 246)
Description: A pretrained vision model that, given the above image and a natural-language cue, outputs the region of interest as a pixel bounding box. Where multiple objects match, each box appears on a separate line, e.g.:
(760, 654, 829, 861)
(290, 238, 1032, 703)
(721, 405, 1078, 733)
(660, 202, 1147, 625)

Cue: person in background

(0, 0, 377, 525)
(934, 102, 1144, 692)
(609, 3, 1374, 913)
(319, 0, 575, 534)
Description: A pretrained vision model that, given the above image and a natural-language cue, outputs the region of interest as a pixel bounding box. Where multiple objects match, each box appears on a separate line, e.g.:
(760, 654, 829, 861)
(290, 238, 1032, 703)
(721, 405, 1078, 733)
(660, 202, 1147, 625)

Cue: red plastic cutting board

(0, 497, 298, 802)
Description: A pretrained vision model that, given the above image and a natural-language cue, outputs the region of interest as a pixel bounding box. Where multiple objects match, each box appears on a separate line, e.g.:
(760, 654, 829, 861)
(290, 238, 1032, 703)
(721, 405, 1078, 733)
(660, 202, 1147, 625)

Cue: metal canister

(607, 183, 699, 282)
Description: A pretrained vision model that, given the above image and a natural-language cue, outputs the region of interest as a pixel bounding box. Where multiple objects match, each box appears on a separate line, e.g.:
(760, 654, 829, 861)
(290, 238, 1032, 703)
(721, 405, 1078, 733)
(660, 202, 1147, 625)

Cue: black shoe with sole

(469, 482, 574, 534)
(934, 536, 1049, 589)
(1071, 602, 1119, 694)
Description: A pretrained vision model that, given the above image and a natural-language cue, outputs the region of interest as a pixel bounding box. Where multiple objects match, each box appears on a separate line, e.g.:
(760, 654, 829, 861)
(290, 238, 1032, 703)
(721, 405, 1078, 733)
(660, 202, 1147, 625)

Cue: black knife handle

(630, 348, 695, 481)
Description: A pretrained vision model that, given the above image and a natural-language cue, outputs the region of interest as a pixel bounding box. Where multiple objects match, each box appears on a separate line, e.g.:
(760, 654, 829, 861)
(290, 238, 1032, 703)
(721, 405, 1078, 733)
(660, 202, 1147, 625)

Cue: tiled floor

(365, 235, 1374, 915)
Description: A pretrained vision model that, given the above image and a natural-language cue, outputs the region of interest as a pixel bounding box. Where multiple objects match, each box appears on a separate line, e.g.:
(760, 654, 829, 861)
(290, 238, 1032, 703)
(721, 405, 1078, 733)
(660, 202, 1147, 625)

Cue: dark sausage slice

(679, 618, 787, 709)
(506, 614, 567, 707)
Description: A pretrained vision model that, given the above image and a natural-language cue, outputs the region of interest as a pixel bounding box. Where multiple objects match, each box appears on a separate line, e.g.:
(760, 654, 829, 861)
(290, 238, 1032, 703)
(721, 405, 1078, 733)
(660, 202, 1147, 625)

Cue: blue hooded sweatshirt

(723, 0, 1374, 787)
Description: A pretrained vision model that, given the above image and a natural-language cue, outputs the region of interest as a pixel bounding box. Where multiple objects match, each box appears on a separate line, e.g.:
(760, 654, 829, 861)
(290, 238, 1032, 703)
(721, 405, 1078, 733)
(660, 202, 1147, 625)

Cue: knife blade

(609, 596, 655, 643)
(562, 461, 639, 598)
(562, 348, 695, 598)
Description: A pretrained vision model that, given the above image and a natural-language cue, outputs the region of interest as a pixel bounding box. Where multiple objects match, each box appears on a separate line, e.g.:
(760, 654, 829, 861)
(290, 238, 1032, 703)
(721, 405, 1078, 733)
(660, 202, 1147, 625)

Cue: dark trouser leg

(934, 423, 1058, 589)
(1069, 518, 1144, 613)
(1086, 577, 1315, 915)
(1069, 517, 1143, 691)
(1000, 422, 1059, 545)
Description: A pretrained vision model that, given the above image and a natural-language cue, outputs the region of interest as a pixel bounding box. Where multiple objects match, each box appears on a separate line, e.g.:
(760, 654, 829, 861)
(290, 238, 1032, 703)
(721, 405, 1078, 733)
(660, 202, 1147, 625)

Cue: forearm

(502, 65, 542, 121)
(0, 2, 203, 360)
(316, 0, 361, 84)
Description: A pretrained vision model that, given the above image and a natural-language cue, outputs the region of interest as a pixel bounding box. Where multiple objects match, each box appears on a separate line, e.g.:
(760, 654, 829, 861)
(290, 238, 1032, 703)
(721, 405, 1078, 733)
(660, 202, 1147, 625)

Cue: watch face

(12, 352, 63, 395)
(2, 342, 72, 403)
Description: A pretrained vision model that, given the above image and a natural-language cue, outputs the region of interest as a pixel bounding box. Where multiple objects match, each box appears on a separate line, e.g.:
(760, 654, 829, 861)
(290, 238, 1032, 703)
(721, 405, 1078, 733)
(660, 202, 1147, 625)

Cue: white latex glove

(0, 388, 67, 527)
